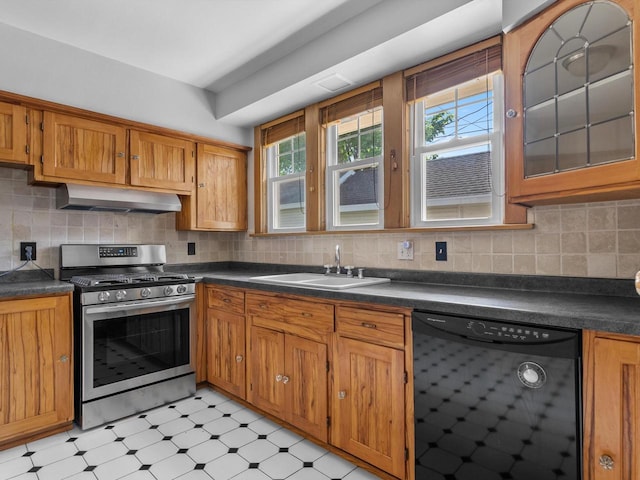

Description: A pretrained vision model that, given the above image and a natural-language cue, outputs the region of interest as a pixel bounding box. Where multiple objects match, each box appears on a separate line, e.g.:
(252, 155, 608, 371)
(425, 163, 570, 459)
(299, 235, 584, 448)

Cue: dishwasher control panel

(414, 311, 578, 345)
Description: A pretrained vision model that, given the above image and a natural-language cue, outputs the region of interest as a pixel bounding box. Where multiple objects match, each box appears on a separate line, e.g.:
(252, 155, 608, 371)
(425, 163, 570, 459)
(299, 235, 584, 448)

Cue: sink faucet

(335, 244, 341, 274)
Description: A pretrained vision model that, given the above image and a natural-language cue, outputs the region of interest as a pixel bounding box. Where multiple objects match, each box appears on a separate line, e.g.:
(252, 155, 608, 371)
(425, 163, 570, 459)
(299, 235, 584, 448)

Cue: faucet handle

(323, 264, 332, 275)
(357, 268, 365, 279)
(345, 266, 355, 278)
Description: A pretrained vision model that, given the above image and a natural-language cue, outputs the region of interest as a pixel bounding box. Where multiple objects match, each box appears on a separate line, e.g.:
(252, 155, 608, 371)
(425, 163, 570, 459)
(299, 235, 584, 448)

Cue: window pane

(334, 164, 380, 227)
(590, 116, 634, 165)
(273, 177, 305, 230)
(421, 145, 492, 221)
(275, 133, 306, 177)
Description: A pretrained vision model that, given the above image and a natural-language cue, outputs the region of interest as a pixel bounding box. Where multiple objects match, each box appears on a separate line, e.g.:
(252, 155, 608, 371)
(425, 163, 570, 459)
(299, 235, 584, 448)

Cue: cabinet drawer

(206, 287, 245, 314)
(336, 306, 404, 349)
(247, 293, 334, 340)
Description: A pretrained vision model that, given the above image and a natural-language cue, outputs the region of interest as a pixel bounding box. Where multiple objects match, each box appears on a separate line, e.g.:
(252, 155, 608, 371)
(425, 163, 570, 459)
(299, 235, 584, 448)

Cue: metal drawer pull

(338, 391, 347, 399)
(275, 374, 283, 382)
(131, 154, 140, 160)
(223, 298, 231, 303)
(60, 355, 69, 363)
(599, 454, 614, 470)
(302, 312, 312, 317)
(361, 322, 377, 329)
(259, 303, 268, 309)
(117, 152, 125, 158)
(282, 375, 290, 384)
(235, 355, 243, 363)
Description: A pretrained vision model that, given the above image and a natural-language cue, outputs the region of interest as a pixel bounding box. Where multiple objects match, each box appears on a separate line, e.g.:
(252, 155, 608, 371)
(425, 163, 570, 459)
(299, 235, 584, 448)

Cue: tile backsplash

(2, 167, 639, 279)
(0, 168, 234, 273)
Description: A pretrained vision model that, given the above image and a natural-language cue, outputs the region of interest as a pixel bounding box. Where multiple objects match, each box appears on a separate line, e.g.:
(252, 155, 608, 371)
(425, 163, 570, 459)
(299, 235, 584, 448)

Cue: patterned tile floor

(0, 389, 380, 480)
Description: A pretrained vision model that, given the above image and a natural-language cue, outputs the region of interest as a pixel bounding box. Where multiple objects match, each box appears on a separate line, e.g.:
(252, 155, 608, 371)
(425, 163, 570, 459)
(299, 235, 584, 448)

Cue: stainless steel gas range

(60, 244, 196, 430)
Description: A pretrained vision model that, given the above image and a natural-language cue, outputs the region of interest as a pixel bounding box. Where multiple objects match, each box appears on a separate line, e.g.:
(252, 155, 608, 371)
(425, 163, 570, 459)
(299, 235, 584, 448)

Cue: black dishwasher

(413, 311, 581, 480)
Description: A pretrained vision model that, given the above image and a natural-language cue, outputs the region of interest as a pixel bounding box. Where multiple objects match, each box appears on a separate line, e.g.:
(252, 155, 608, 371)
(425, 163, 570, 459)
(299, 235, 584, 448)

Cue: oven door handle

(84, 295, 195, 316)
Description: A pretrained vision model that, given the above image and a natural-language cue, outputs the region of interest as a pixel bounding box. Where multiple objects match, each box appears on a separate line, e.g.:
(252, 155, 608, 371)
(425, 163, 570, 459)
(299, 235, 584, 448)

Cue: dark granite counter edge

(180, 264, 640, 337)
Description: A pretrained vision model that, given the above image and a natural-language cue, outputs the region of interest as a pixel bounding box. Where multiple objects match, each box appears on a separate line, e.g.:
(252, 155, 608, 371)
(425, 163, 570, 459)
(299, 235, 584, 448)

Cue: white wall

(0, 23, 252, 146)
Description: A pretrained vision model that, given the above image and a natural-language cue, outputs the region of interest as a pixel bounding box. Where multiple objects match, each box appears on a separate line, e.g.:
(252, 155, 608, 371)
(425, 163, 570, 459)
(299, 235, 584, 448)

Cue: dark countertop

(177, 263, 640, 336)
(3, 262, 639, 336)
(0, 269, 74, 298)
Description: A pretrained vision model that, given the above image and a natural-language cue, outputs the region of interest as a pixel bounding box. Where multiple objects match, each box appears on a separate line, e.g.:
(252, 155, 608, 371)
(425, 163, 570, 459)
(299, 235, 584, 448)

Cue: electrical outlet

(397, 241, 414, 260)
(187, 242, 196, 255)
(435, 241, 447, 261)
(20, 242, 37, 261)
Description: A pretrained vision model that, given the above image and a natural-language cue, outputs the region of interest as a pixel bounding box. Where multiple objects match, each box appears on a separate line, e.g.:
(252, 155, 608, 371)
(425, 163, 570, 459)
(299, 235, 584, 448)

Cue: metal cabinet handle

(361, 322, 377, 329)
(338, 390, 346, 399)
(131, 154, 140, 160)
(60, 355, 69, 363)
(116, 152, 125, 158)
(275, 374, 283, 382)
(223, 298, 231, 303)
(599, 454, 614, 470)
(235, 355, 243, 363)
(259, 303, 268, 309)
(282, 375, 289, 384)
(198, 183, 205, 188)
(301, 312, 312, 318)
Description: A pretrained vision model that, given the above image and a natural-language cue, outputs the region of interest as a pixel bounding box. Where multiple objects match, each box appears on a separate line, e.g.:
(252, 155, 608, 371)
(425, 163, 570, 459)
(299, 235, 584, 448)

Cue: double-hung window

(322, 86, 384, 230)
(262, 113, 306, 233)
(407, 44, 505, 227)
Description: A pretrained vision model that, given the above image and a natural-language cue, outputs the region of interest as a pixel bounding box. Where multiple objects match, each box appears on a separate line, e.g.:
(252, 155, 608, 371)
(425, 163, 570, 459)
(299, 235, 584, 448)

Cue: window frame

(265, 132, 307, 233)
(409, 73, 505, 227)
(324, 108, 385, 231)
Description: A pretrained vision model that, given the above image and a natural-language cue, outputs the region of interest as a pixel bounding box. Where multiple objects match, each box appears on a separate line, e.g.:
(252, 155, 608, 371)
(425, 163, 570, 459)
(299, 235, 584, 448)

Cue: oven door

(81, 295, 195, 401)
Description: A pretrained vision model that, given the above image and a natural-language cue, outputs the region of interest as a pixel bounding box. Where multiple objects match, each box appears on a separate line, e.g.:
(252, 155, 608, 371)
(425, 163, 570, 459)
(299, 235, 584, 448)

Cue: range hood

(56, 184, 182, 213)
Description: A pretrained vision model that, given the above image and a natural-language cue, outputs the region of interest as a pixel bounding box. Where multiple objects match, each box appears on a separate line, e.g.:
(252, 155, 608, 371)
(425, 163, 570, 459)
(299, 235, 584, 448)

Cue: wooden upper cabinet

(0, 102, 28, 165)
(176, 143, 248, 231)
(505, 0, 640, 205)
(129, 130, 195, 193)
(196, 144, 247, 230)
(42, 112, 127, 184)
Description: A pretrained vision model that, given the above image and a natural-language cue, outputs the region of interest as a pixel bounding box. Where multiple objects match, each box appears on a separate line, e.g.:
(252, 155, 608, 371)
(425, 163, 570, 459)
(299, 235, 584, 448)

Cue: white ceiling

(0, 0, 547, 128)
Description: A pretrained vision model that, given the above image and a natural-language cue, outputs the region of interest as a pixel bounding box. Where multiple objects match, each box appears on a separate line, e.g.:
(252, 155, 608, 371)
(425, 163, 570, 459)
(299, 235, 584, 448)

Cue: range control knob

(97, 291, 111, 302)
(176, 284, 187, 294)
(115, 290, 127, 301)
(164, 286, 174, 296)
(140, 287, 152, 298)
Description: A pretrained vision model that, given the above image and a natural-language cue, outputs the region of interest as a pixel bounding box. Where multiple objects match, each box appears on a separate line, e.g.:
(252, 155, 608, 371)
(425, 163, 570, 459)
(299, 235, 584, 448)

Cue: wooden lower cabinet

(248, 325, 328, 442)
(332, 306, 408, 479)
(583, 330, 640, 480)
(0, 293, 74, 449)
(205, 285, 246, 398)
(207, 309, 246, 399)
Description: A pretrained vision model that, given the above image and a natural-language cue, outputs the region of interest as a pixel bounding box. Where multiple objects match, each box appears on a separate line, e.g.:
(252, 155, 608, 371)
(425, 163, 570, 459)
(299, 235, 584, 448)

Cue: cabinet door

(332, 337, 405, 478)
(129, 130, 195, 193)
(0, 102, 28, 165)
(196, 144, 247, 231)
(586, 336, 640, 480)
(504, 0, 640, 205)
(207, 309, 246, 399)
(285, 335, 327, 442)
(0, 295, 73, 446)
(248, 326, 285, 417)
(42, 112, 127, 184)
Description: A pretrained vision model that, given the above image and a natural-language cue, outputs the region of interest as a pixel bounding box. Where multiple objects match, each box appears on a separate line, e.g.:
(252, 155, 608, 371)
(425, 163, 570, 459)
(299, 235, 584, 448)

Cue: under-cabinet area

(202, 284, 412, 480)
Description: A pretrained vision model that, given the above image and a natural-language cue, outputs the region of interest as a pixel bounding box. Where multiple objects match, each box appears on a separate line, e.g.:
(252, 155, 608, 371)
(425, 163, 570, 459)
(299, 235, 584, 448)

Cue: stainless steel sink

(249, 272, 390, 290)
